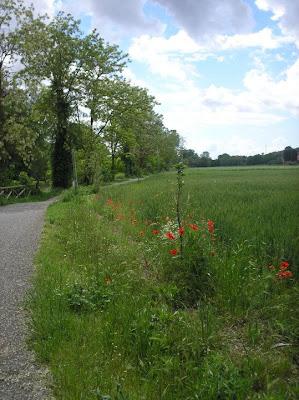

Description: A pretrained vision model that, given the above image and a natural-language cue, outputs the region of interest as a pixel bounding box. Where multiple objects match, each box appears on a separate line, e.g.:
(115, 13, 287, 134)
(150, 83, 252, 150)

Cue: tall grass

(30, 166, 299, 399)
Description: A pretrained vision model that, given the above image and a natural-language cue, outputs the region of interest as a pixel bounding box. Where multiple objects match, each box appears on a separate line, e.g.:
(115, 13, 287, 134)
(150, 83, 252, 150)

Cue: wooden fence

(0, 185, 39, 199)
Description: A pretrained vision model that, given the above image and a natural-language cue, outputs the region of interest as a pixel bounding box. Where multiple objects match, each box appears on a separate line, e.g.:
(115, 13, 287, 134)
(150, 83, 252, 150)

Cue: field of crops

(30, 166, 299, 399)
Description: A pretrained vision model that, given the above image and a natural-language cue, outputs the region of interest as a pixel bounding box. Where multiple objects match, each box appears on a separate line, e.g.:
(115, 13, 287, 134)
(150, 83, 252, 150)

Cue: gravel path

(0, 199, 55, 400)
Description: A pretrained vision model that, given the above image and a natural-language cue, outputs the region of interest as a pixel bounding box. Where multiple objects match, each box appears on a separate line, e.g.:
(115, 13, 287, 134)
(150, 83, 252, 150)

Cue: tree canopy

(0, 1, 183, 187)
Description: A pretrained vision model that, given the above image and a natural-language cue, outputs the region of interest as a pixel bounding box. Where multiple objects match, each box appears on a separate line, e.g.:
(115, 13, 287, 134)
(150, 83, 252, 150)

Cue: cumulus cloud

(127, 31, 299, 154)
(243, 57, 299, 115)
(129, 30, 202, 81)
(255, 0, 299, 45)
(129, 28, 293, 83)
(154, 0, 254, 40)
(130, 27, 291, 60)
(213, 27, 292, 50)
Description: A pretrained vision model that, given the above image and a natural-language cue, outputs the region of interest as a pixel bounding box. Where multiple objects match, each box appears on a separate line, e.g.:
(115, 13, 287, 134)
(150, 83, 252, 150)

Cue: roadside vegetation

(0, 187, 59, 206)
(30, 166, 299, 400)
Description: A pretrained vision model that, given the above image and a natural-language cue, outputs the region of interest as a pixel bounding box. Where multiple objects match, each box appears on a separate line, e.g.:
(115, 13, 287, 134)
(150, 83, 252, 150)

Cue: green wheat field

(30, 166, 299, 399)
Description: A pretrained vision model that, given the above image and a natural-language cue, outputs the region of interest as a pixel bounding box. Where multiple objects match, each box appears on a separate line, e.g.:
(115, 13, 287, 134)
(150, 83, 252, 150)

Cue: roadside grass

(29, 167, 299, 399)
(0, 188, 61, 206)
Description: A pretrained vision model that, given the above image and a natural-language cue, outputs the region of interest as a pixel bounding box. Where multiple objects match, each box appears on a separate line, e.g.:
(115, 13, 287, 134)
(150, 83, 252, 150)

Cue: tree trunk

(90, 110, 94, 132)
(52, 81, 72, 188)
(0, 66, 5, 140)
(122, 145, 133, 177)
(0, 66, 7, 182)
(111, 152, 116, 181)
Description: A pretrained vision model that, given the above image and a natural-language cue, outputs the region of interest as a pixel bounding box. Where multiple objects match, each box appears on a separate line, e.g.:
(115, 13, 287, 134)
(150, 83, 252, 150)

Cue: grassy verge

(0, 188, 61, 206)
(30, 167, 299, 399)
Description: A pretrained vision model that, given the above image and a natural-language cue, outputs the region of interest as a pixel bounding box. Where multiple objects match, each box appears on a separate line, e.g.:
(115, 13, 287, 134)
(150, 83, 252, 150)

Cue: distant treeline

(181, 146, 299, 168)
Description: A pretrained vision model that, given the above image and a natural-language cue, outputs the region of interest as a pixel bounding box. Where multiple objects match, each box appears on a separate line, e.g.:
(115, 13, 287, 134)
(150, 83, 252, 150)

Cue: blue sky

(33, 0, 299, 157)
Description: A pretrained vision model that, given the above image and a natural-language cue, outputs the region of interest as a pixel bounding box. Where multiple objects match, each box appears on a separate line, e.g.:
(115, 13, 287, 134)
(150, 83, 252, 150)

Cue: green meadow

(30, 166, 299, 399)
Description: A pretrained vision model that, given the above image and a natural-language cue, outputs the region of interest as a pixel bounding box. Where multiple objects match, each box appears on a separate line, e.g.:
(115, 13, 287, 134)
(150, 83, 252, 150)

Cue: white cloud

(129, 28, 292, 73)
(128, 34, 299, 152)
(128, 26, 299, 147)
(255, 0, 299, 46)
(243, 57, 299, 115)
(128, 27, 295, 92)
(214, 27, 292, 50)
(129, 31, 201, 81)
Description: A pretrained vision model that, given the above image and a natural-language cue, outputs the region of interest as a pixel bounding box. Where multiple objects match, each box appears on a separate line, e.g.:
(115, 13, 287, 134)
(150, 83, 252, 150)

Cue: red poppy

(104, 276, 112, 285)
(277, 270, 293, 279)
(280, 261, 289, 270)
(207, 219, 215, 234)
(165, 231, 175, 240)
(178, 226, 185, 236)
(152, 229, 160, 235)
(189, 223, 199, 231)
(169, 249, 178, 256)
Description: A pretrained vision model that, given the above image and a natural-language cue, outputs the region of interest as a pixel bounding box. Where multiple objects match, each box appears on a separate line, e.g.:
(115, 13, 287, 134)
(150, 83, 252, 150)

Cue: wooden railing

(0, 185, 39, 199)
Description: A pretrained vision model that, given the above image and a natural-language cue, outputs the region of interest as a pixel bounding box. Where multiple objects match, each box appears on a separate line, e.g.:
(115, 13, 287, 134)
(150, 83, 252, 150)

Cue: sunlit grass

(30, 166, 299, 399)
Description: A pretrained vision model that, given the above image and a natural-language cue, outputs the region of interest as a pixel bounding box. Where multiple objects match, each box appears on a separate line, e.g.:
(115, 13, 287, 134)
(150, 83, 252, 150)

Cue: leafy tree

(0, 84, 38, 184)
(198, 151, 211, 167)
(1, 3, 183, 188)
(217, 153, 232, 166)
(247, 154, 264, 165)
(82, 31, 127, 132)
(157, 128, 181, 170)
(180, 149, 201, 167)
(0, 0, 34, 184)
(283, 146, 297, 163)
(20, 12, 90, 187)
(200, 151, 210, 159)
(89, 78, 158, 178)
(71, 123, 109, 185)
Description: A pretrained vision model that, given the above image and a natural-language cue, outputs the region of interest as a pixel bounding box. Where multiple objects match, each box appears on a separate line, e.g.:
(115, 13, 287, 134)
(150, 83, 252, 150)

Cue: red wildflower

(104, 276, 112, 285)
(169, 249, 178, 256)
(152, 229, 160, 235)
(277, 270, 293, 279)
(280, 261, 289, 270)
(178, 226, 185, 236)
(189, 223, 199, 231)
(106, 198, 113, 206)
(165, 231, 175, 240)
(207, 219, 215, 234)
